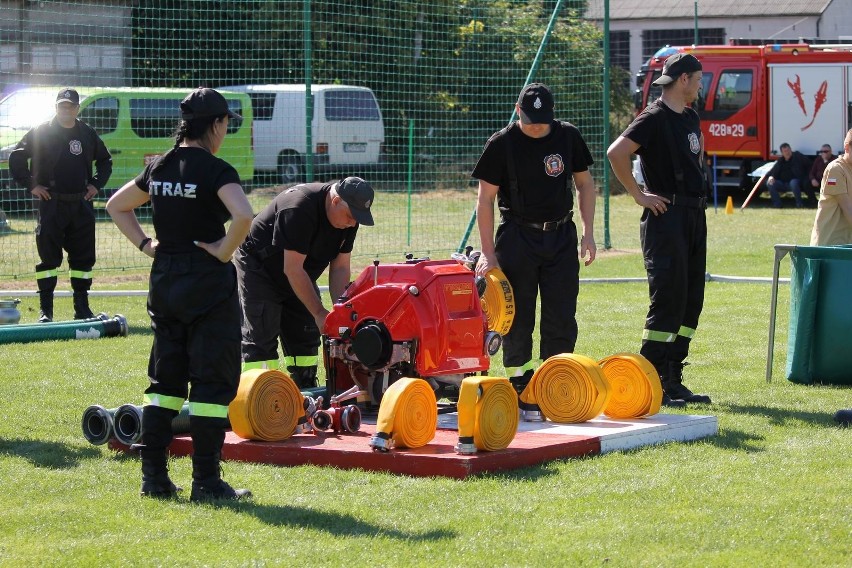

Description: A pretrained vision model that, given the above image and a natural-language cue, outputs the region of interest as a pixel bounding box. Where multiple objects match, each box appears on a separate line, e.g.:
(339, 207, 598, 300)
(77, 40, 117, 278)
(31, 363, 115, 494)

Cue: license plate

(343, 143, 366, 153)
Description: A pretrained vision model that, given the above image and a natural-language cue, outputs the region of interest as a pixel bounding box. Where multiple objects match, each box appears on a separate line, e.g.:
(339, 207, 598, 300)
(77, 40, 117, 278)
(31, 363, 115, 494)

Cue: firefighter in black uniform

(472, 83, 597, 390)
(9, 87, 112, 322)
(607, 53, 712, 406)
(234, 177, 375, 387)
(107, 88, 254, 500)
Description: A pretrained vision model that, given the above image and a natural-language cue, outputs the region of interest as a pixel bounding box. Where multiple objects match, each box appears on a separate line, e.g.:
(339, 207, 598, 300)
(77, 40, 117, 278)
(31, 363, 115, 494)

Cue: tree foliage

(128, 1, 632, 177)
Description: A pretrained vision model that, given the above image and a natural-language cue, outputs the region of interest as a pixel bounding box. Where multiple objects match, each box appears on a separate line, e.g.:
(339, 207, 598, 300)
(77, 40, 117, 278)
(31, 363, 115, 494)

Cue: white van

(220, 84, 385, 184)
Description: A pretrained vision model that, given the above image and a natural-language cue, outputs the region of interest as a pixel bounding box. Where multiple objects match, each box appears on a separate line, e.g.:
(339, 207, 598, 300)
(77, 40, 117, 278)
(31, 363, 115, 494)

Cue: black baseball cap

(653, 53, 703, 85)
(517, 83, 554, 124)
(337, 177, 375, 226)
(56, 88, 80, 105)
(180, 87, 241, 120)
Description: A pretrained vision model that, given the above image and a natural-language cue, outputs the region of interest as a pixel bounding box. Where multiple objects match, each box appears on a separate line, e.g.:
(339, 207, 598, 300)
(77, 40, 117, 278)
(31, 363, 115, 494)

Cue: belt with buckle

(49, 191, 87, 202)
(660, 194, 707, 209)
(505, 211, 573, 231)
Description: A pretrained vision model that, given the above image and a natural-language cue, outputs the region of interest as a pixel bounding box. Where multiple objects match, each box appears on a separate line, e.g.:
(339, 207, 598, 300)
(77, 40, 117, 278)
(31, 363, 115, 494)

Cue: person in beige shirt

(811, 129, 852, 246)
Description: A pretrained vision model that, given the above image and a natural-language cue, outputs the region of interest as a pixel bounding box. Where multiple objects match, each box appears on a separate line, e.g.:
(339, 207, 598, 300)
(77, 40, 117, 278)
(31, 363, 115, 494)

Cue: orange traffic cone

(725, 195, 734, 215)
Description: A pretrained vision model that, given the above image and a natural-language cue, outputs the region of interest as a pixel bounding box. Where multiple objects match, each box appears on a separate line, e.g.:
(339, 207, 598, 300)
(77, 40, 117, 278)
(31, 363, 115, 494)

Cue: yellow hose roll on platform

(457, 377, 518, 452)
(480, 268, 515, 336)
(523, 354, 611, 423)
(229, 369, 305, 441)
(599, 353, 663, 419)
(374, 377, 436, 449)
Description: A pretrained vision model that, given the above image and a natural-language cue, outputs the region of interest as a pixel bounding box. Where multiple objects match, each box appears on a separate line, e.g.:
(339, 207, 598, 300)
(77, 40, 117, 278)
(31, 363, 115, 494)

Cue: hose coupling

(369, 431, 394, 452)
(520, 409, 544, 422)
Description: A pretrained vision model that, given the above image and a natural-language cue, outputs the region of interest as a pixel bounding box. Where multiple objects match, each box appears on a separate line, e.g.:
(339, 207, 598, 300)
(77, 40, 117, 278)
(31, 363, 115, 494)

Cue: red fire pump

(322, 255, 506, 411)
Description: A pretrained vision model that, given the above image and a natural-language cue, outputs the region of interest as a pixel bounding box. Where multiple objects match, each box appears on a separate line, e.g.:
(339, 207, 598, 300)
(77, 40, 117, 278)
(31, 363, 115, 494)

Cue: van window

(0, 90, 55, 129)
(130, 98, 179, 139)
(324, 90, 380, 121)
(130, 97, 244, 138)
(249, 93, 276, 121)
(79, 96, 118, 134)
(715, 70, 752, 112)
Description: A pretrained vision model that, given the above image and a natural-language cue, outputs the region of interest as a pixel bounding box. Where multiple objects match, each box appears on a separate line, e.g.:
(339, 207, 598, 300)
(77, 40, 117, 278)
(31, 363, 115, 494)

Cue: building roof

(586, 0, 833, 20)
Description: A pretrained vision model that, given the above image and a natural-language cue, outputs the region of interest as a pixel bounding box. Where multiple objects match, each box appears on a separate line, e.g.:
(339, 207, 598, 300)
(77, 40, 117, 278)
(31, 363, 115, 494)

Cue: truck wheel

(278, 155, 303, 185)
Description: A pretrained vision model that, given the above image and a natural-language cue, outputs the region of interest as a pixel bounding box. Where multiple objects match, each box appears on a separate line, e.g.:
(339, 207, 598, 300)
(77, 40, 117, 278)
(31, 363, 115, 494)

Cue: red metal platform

(111, 414, 717, 479)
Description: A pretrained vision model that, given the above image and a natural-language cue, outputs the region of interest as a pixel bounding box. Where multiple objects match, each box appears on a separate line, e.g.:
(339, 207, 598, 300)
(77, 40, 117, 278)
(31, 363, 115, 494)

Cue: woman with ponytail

(107, 88, 254, 502)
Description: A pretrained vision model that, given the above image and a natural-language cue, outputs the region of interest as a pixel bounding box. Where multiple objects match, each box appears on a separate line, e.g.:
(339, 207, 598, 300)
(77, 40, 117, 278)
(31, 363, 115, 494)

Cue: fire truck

(635, 43, 852, 194)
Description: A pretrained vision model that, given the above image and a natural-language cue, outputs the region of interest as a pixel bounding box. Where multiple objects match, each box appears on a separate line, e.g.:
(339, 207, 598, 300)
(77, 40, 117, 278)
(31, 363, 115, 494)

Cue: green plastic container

(786, 245, 852, 385)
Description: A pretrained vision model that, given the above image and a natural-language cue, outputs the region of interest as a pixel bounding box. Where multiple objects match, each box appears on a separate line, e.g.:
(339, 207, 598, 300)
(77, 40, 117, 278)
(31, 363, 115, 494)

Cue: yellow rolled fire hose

(599, 353, 663, 419)
(480, 268, 515, 336)
(229, 368, 305, 441)
(456, 376, 518, 454)
(369, 377, 436, 452)
(519, 354, 611, 423)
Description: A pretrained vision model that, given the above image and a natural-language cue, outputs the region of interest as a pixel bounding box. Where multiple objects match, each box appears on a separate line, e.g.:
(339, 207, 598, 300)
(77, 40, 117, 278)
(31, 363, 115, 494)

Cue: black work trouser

(145, 251, 241, 410)
(35, 196, 95, 272)
(639, 205, 707, 373)
(234, 249, 321, 366)
(495, 219, 580, 369)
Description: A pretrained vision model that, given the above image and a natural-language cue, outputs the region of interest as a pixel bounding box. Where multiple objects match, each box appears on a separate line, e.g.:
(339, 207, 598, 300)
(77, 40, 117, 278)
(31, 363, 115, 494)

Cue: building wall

(610, 16, 822, 75)
(0, 0, 132, 90)
(821, 0, 852, 39)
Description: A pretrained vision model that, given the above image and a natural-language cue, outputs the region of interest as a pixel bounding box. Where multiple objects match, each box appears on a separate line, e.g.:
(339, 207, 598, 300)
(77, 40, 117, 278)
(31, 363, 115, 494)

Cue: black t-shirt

(52, 122, 91, 193)
(134, 147, 239, 254)
(239, 182, 357, 286)
(471, 120, 593, 222)
(622, 99, 704, 197)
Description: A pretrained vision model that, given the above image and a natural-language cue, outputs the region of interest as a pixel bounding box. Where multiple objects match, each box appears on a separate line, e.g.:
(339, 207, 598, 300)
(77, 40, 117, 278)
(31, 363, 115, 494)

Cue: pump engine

(322, 256, 508, 410)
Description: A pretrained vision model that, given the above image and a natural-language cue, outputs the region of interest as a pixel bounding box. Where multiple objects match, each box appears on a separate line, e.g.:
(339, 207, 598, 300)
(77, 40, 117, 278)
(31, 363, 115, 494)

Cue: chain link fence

(0, 0, 627, 281)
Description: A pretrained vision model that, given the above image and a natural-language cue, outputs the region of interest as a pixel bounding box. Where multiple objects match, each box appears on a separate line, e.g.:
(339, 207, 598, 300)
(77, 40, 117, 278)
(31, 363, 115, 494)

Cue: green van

(0, 86, 253, 211)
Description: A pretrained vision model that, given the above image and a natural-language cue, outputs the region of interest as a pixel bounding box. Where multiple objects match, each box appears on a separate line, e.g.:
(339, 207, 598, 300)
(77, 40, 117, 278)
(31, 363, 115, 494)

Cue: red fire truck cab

(635, 43, 852, 194)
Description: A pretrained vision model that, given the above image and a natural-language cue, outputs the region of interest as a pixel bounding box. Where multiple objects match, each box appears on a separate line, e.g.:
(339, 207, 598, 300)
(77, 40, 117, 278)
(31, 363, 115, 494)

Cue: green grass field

(0, 185, 816, 284)
(0, 193, 849, 566)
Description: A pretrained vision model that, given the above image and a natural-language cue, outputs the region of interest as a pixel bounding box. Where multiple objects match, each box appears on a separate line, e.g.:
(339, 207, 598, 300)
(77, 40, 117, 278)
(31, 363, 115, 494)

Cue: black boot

(508, 369, 535, 397)
(71, 276, 94, 319)
(138, 446, 182, 498)
(656, 363, 686, 408)
(139, 405, 180, 497)
(661, 392, 687, 408)
(190, 453, 251, 502)
(834, 409, 852, 427)
(662, 362, 712, 404)
(38, 293, 53, 323)
(189, 415, 250, 502)
(288, 365, 318, 389)
(37, 274, 56, 323)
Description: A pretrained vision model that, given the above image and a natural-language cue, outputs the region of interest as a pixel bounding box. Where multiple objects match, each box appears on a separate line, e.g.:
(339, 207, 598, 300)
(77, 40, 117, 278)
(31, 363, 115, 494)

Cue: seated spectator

(766, 142, 812, 208)
(809, 144, 835, 190)
(810, 129, 852, 246)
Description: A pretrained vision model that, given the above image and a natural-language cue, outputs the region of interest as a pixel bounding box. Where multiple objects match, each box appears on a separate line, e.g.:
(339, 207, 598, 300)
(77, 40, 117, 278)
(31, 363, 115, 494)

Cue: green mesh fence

(0, 0, 619, 282)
